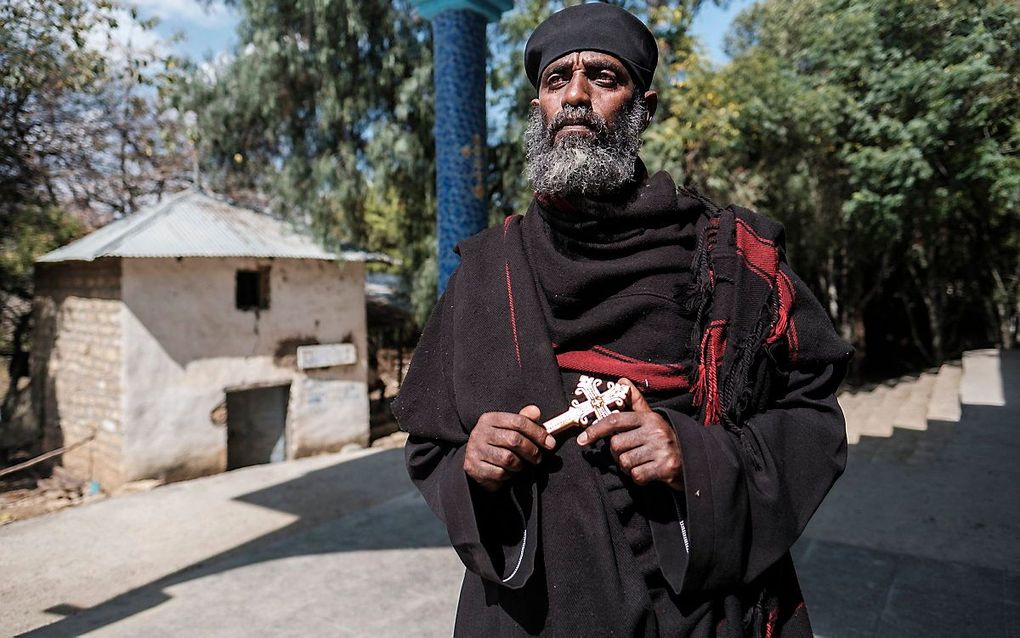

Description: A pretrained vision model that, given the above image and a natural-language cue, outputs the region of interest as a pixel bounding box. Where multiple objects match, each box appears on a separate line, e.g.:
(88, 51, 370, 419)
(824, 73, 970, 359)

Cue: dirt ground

(0, 465, 111, 525)
(1, 425, 407, 528)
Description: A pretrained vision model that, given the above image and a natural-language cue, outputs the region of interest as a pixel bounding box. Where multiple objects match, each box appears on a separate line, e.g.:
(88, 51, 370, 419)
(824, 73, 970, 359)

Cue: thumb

(519, 404, 541, 421)
(618, 378, 652, 413)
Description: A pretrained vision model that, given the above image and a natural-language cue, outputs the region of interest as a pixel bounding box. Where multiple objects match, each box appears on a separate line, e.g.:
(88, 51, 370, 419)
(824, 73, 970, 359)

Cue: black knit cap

(525, 2, 658, 91)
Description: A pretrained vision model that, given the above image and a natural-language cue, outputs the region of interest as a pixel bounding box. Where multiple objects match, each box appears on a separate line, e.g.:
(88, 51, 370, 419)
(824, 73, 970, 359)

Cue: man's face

(535, 51, 654, 142)
(524, 51, 658, 198)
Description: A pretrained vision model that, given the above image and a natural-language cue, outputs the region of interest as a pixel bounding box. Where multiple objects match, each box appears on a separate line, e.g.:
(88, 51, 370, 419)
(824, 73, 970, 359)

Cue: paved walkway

(2, 352, 1017, 637)
(0, 449, 462, 637)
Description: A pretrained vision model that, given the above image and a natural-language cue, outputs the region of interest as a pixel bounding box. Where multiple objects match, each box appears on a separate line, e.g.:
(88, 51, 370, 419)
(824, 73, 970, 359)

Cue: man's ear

(531, 97, 540, 108)
(642, 89, 658, 128)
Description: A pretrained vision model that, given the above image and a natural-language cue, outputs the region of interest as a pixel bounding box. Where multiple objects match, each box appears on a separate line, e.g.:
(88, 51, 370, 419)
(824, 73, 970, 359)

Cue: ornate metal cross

(543, 375, 629, 435)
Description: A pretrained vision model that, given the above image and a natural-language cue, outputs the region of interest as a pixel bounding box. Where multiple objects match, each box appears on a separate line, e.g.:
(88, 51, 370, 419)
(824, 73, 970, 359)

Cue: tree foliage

(174, 1, 716, 324)
(652, 0, 1019, 369)
(0, 0, 1010, 414)
(1, 0, 186, 409)
(171, 0, 1017, 370)
(172, 0, 437, 323)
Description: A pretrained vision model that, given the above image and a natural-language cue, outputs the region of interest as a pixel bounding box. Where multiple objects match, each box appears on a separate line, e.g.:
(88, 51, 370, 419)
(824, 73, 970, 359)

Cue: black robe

(394, 172, 852, 637)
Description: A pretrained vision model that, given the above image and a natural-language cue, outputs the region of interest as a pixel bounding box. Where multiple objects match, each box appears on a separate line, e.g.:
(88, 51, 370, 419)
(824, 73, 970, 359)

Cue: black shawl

(525, 166, 699, 403)
(394, 175, 852, 637)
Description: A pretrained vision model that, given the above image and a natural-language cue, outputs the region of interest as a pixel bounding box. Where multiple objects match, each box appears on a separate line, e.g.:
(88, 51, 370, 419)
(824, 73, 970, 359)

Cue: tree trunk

(900, 293, 933, 365)
(991, 267, 1018, 349)
(905, 244, 944, 364)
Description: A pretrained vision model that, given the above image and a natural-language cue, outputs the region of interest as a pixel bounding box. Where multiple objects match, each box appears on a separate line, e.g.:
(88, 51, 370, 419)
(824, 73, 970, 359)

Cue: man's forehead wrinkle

(541, 52, 582, 83)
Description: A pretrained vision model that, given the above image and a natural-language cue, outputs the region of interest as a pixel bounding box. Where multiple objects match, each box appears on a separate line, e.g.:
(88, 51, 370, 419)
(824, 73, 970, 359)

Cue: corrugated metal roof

(38, 189, 382, 263)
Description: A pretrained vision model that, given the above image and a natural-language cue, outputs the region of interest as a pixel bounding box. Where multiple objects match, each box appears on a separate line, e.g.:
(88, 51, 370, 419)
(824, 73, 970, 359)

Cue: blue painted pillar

(413, 0, 512, 295)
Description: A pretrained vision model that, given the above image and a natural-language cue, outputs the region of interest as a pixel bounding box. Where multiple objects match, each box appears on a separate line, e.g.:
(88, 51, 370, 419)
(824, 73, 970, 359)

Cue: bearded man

(394, 3, 852, 636)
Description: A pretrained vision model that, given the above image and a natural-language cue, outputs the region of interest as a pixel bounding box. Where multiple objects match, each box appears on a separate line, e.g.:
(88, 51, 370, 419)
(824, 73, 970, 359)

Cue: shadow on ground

(796, 351, 1020, 637)
(20, 448, 449, 637)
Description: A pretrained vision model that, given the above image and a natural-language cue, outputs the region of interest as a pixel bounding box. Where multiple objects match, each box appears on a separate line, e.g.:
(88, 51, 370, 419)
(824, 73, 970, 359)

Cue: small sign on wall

(297, 343, 357, 369)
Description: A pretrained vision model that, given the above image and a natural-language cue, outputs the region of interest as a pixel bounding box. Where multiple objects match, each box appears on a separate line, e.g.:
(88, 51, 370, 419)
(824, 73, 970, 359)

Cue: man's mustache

(546, 107, 608, 138)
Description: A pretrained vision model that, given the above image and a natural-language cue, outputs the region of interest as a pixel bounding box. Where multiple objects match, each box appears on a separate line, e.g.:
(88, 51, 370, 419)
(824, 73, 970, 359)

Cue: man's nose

(562, 71, 591, 108)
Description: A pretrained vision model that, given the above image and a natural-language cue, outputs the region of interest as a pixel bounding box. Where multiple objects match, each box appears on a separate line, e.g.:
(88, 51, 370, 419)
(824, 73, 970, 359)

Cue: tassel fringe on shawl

(679, 187, 840, 434)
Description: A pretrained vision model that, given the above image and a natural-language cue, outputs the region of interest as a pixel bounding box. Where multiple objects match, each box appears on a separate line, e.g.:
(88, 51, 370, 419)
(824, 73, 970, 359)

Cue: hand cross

(542, 375, 628, 435)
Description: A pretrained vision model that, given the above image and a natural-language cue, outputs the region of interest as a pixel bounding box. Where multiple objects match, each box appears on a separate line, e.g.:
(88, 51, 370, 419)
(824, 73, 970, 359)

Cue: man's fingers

(464, 453, 512, 491)
(607, 429, 644, 456)
(481, 446, 525, 473)
(625, 453, 683, 487)
(476, 459, 513, 481)
(494, 410, 555, 450)
(628, 461, 662, 486)
(519, 404, 541, 421)
(577, 412, 642, 446)
(489, 428, 542, 464)
(616, 446, 655, 472)
(618, 378, 652, 413)
(466, 408, 553, 491)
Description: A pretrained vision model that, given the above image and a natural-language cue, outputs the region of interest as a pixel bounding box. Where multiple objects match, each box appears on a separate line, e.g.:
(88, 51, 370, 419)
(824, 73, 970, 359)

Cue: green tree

(2, 0, 104, 328)
(2, 0, 185, 429)
(175, 1, 719, 324)
(655, 0, 1020, 366)
(172, 0, 436, 322)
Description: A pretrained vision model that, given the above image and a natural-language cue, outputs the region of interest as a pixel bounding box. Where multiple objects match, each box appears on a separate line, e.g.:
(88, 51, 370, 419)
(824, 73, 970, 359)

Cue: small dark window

(236, 268, 270, 310)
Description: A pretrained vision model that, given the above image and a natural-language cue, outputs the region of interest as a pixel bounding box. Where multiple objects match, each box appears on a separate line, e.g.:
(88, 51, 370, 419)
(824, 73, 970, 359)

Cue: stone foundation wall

(33, 259, 124, 489)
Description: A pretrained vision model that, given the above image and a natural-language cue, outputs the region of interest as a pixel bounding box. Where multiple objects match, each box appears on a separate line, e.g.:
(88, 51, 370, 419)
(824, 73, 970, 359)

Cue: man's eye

(596, 73, 617, 85)
(546, 74, 566, 87)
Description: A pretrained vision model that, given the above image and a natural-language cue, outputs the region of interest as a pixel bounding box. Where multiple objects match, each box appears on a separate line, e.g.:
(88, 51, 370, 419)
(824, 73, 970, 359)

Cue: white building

(32, 190, 373, 489)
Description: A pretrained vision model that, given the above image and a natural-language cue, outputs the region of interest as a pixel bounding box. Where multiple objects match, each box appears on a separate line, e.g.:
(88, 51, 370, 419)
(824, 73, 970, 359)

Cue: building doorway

(226, 384, 290, 470)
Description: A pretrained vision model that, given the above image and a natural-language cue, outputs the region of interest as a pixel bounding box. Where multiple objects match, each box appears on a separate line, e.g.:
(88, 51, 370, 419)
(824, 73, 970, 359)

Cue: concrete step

(961, 349, 1004, 406)
(927, 361, 962, 423)
(840, 352, 970, 460)
(838, 387, 870, 444)
(853, 418, 955, 466)
(837, 391, 864, 445)
(891, 371, 936, 431)
(857, 383, 897, 438)
(840, 370, 938, 445)
(841, 386, 874, 441)
(840, 353, 968, 447)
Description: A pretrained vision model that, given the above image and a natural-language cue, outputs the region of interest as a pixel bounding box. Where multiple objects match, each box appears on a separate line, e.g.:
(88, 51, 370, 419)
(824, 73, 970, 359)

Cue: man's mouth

(553, 123, 596, 140)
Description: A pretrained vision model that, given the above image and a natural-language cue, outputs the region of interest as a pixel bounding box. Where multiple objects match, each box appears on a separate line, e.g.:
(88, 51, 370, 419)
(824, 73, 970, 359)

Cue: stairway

(798, 348, 1018, 637)
(837, 359, 964, 459)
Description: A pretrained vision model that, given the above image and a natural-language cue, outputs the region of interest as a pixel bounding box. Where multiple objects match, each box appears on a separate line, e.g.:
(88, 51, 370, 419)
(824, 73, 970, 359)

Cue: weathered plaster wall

(120, 257, 368, 482)
(32, 259, 125, 488)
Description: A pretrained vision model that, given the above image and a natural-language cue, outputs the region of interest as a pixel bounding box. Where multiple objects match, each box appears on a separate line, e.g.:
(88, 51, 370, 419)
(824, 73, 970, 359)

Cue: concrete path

(2, 351, 1017, 637)
(0, 448, 463, 637)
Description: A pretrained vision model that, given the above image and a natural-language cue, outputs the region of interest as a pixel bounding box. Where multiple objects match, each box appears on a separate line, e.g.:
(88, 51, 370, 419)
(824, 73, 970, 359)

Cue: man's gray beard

(524, 94, 648, 198)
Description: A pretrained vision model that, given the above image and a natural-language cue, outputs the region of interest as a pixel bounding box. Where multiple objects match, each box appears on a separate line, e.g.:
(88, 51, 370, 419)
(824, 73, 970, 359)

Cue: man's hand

(464, 405, 556, 492)
(577, 379, 685, 491)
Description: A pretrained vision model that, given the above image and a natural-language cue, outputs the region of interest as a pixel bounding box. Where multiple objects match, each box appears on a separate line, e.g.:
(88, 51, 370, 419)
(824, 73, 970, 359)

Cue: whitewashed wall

(120, 257, 368, 482)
